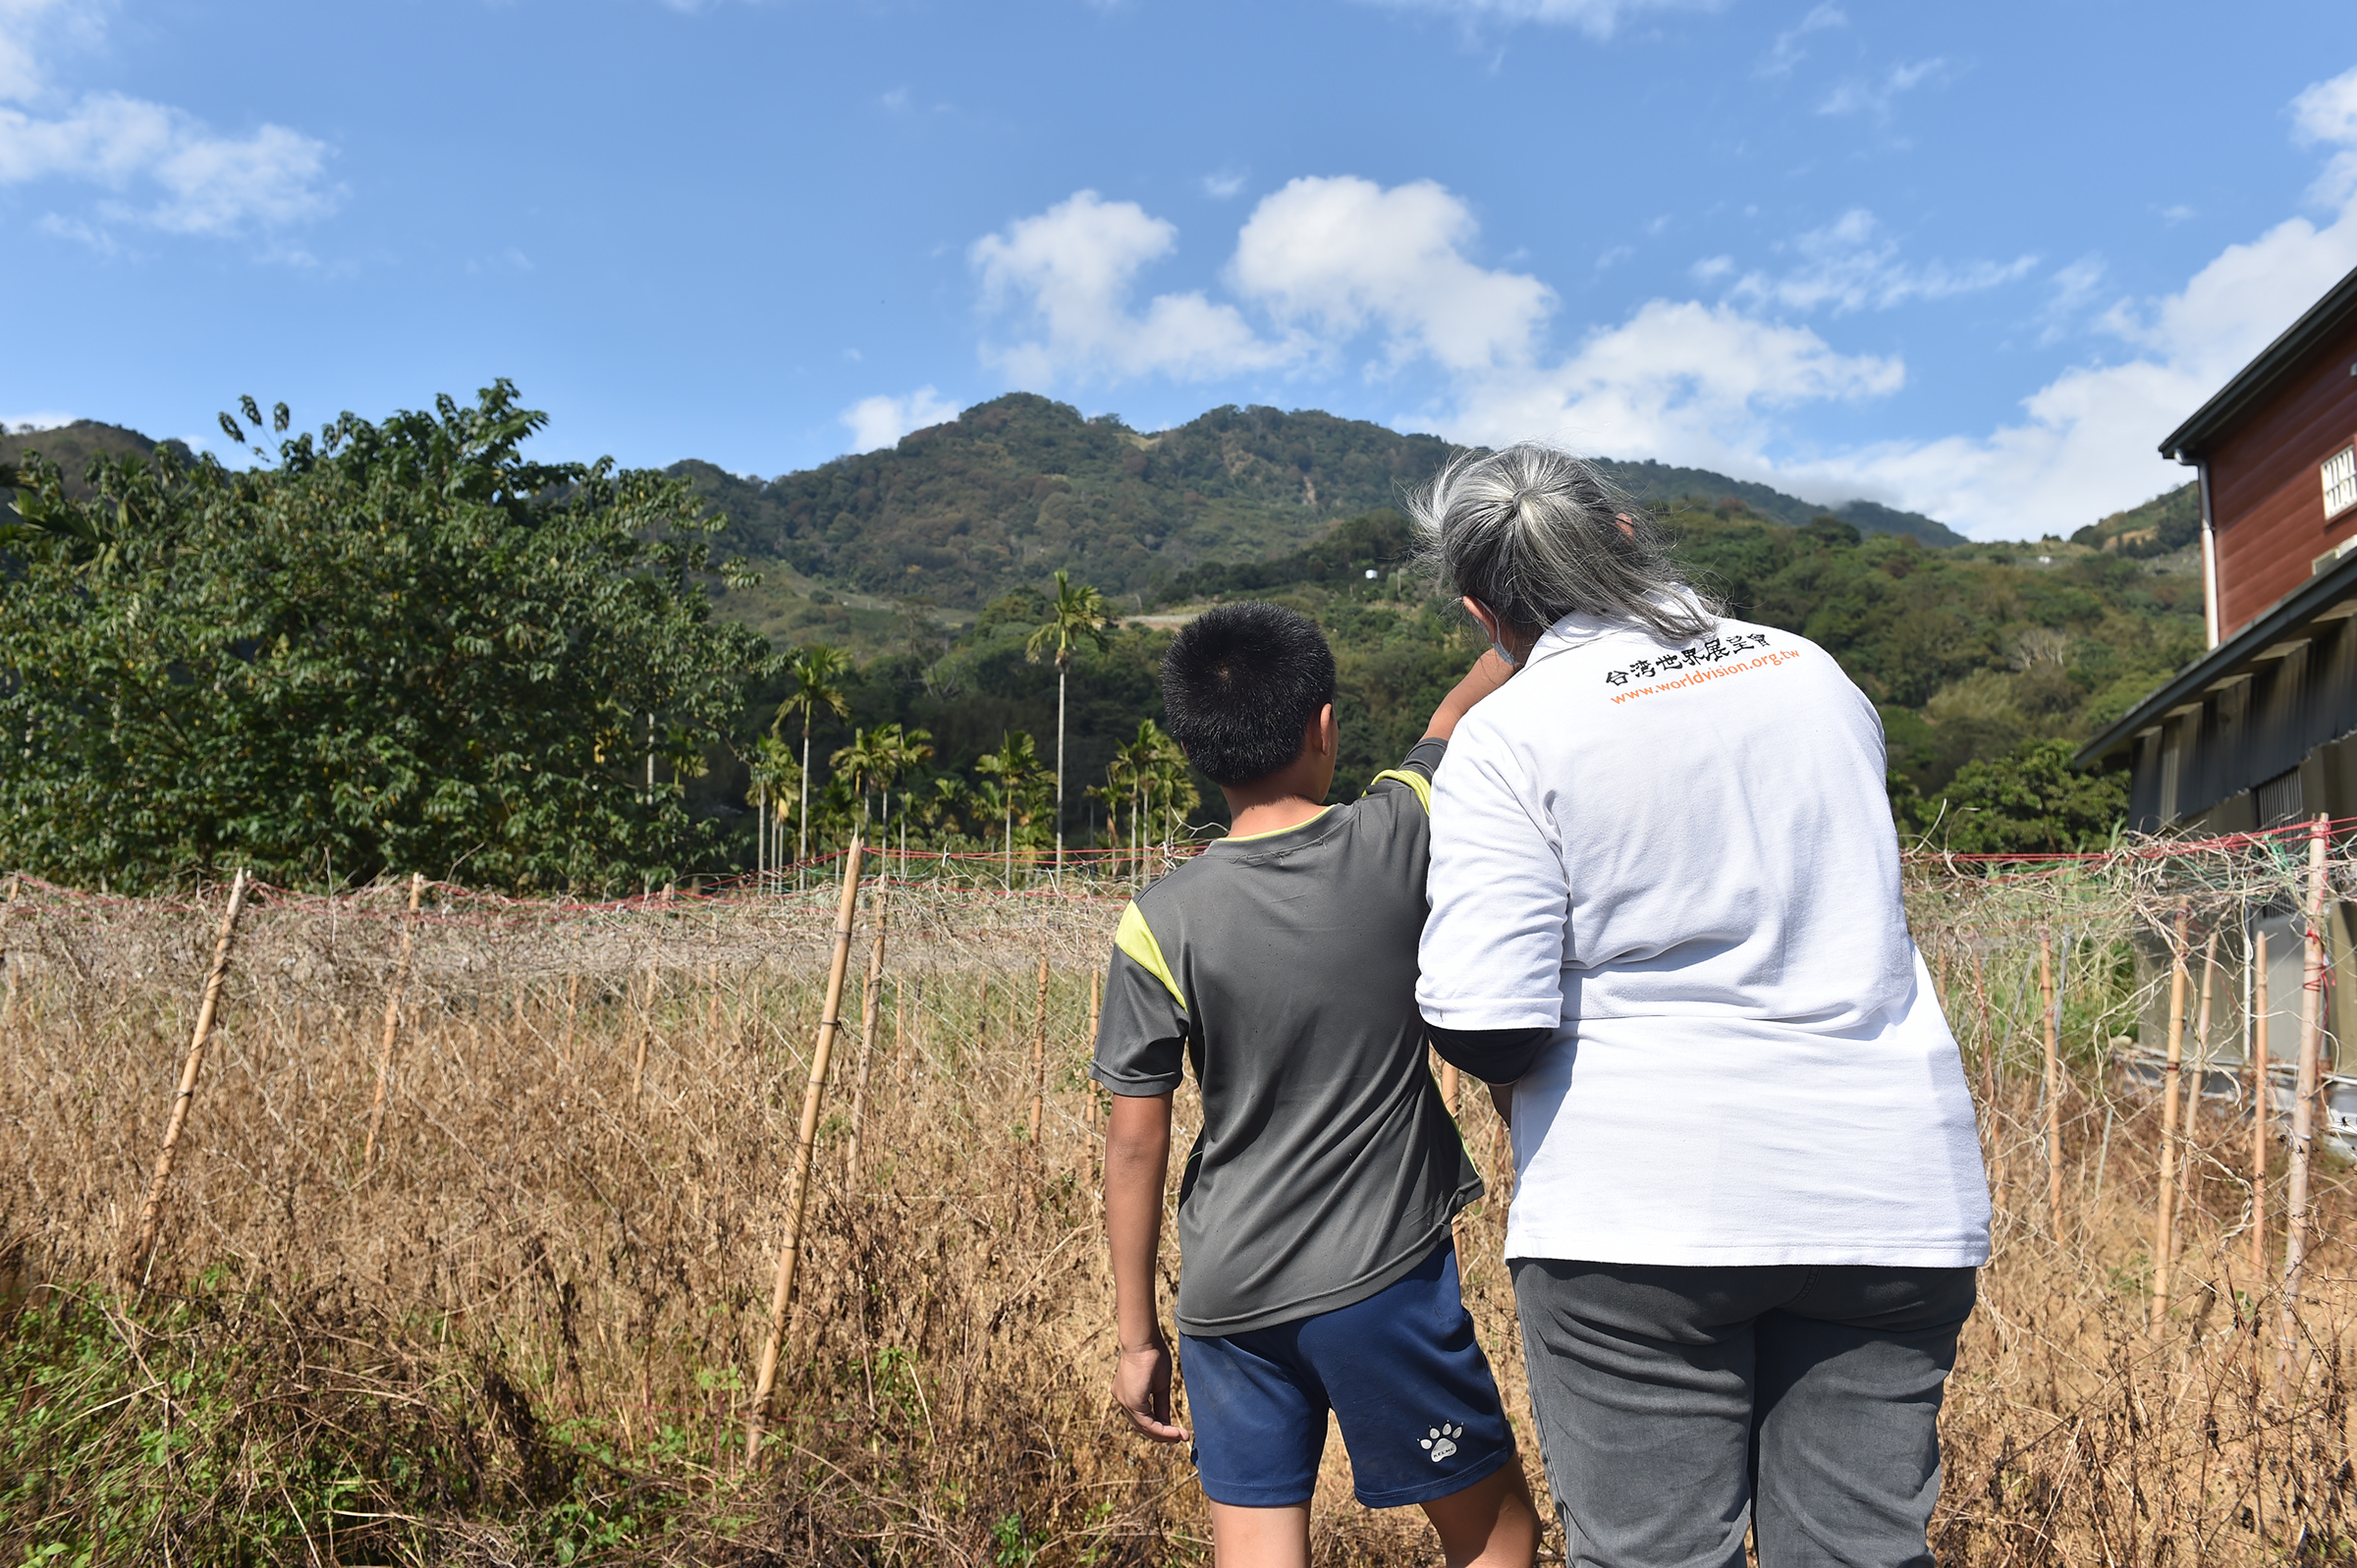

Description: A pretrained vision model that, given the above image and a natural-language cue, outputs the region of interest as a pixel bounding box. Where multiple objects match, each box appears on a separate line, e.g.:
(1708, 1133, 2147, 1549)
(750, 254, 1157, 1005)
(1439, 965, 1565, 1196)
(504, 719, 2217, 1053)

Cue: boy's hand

(1114, 1334, 1188, 1442)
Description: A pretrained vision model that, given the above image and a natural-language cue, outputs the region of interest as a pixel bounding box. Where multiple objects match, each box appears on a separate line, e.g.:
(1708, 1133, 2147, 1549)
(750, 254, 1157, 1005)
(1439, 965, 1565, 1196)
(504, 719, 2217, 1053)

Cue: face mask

(1491, 639, 1520, 669)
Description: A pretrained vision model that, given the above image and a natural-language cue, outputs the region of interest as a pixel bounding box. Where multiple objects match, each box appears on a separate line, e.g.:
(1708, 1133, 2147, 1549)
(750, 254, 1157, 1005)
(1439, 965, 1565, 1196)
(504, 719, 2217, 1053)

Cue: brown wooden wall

(2212, 318, 2357, 637)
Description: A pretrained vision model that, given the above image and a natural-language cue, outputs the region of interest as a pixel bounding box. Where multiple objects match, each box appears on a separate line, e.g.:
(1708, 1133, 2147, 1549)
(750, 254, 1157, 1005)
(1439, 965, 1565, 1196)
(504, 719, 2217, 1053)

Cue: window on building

(2327, 444, 2357, 517)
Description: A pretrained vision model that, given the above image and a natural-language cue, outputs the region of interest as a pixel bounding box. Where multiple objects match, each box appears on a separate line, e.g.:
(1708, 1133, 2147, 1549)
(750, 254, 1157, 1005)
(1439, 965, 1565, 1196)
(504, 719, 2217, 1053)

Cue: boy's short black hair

(1160, 603, 1337, 787)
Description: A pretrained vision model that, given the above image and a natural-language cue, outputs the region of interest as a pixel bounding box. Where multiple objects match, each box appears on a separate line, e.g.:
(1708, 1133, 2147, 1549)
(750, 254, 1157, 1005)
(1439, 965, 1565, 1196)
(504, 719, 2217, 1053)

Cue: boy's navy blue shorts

(1179, 1241, 1514, 1509)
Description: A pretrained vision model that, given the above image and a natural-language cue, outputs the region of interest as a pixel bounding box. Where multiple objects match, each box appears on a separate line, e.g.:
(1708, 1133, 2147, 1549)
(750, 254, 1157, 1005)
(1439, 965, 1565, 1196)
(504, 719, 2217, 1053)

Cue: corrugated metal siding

(2135, 616, 2357, 825)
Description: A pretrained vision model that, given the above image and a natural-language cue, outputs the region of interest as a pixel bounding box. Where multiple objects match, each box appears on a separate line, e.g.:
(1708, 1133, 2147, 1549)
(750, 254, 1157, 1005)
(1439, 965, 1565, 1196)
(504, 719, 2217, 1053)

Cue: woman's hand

(1425, 648, 1519, 741)
(1114, 1333, 1188, 1442)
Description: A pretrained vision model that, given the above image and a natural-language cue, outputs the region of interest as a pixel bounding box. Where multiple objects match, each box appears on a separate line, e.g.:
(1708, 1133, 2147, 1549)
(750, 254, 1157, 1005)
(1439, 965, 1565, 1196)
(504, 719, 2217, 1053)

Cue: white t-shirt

(1418, 610, 1991, 1269)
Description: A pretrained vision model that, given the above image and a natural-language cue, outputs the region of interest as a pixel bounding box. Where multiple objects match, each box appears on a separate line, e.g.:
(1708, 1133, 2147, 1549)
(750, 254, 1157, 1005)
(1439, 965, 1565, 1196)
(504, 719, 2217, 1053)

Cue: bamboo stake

(2040, 931, 2063, 1224)
(2153, 901, 2191, 1337)
(846, 902, 890, 1181)
(126, 868, 251, 1281)
(2252, 928, 2272, 1288)
(0, 872, 20, 1042)
(2279, 814, 2332, 1396)
(2178, 932, 2218, 1270)
(746, 835, 867, 1464)
(361, 874, 425, 1169)
(1085, 969, 1103, 1134)
(1028, 954, 1050, 1147)
(1974, 944, 1994, 1108)
(560, 972, 579, 1064)
(631, 959, 655, 1103)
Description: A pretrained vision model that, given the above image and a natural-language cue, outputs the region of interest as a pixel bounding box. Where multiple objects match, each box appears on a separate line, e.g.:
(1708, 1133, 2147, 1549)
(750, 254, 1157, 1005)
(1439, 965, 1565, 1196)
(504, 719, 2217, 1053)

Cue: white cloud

(1784, 71, 2357, 536)
(1727, 209, 2038, 315)
(1818, 57, 1946, 119)
(1230, 176, 1553, 374)
(1690, 253, 1735, 282)
(1349, 0, 1719, 40)
(971, 189, 1288, 383)
(841, 386, 960, 454)
(1431, 299, 1902, 468)
(1201, 168, 1248, 199)
(0, 2, 338, 240)
(2294, 67, 2357, 204)
(3, 408, 76, 431)
(1758, 3, 1842, 79)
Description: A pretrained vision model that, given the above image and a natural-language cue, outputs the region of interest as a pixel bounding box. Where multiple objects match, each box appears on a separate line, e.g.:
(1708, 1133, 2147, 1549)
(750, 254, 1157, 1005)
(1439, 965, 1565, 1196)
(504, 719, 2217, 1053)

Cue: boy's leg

(1419, 1460, 1541, 1568)
(1510, 1259, 1796, 1568)
(1179, 1327, 1328, 1568)
(1303, 1244, 1527, 1559)
(1206, 1501, 1310, 1568)
(1748, 1267, 1976, 1568)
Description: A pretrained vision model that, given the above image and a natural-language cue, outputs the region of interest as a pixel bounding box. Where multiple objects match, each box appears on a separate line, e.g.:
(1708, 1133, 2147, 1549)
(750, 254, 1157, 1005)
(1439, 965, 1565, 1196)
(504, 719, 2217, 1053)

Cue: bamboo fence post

(2153, 902, 2192, 1336)
(1439, 1056, 1459, 1114)
(560, 972, 579, 1064)
(2252, 928, 2273, 1289)
(2179, 931, 2219, 1232)
(746, 836, 867, 1464)
(1974, 943, 1994, 1108)
(1085, 969, 1103, 1135)
(126, 868, 251, 1281)
(846, 902, 890, 1181)
(1028, 954, 1050, 1148)
(2039, 931, 2063, 1225)
(360, 874, 425, 1169)
(0, 872, 20, 1042)
(632, 958, 656, 1103)
(2279, 814, 2333, 1396)
(900, 976, 922, 1086)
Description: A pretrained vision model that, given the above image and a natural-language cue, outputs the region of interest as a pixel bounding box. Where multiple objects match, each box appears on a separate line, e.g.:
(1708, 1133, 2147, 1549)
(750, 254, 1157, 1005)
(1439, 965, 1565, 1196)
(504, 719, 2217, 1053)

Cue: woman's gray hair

(1408, 443, 1716, 644)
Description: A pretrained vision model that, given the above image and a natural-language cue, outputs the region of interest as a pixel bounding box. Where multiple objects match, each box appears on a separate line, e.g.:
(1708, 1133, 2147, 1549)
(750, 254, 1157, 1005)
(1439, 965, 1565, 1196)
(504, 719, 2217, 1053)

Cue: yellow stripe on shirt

(1365, 768, 1433, 813)
(1116, 901, 1187, 1010)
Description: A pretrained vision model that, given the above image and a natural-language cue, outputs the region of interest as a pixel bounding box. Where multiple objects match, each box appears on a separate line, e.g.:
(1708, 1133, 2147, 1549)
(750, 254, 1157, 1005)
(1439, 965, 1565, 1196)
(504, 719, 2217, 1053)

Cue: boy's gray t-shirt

(1091, 737, 1482, 1338)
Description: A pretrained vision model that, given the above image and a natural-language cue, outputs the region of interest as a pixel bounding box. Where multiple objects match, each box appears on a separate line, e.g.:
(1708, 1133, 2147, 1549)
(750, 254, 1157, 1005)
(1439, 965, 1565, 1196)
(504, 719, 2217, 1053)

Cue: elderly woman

(1413, 444, 1991, 1568)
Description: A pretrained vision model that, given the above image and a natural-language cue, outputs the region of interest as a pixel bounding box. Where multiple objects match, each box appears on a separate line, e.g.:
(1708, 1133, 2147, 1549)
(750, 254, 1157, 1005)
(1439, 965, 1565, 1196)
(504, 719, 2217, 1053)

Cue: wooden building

(2078, 262, 2357, 1121)
(2078, 262, 2357, 835)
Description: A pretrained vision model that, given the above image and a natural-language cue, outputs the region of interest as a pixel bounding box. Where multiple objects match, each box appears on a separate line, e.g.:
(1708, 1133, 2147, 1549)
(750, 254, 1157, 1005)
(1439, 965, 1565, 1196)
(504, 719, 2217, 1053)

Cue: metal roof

(2075, 542, 2357, 769)
(2159, 262, 2357, 460)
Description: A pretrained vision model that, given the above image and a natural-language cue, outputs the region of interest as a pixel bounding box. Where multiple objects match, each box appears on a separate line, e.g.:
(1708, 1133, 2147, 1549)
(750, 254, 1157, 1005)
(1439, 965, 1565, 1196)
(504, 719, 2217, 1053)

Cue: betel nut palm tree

(974, 730, 1044, 888)
(1024, 570, 1113, 873)
(773, 644, 851, 883)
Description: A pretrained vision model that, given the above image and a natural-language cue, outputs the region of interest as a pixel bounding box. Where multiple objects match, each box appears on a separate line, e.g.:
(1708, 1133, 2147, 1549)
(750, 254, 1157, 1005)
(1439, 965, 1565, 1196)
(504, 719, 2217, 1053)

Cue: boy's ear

(1314, 703, 1338, 758)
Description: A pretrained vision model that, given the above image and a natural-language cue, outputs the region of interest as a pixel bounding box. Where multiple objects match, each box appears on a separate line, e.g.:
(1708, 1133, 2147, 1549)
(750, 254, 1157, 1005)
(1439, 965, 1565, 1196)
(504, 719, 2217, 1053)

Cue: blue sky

(6, 0, 2357, 538)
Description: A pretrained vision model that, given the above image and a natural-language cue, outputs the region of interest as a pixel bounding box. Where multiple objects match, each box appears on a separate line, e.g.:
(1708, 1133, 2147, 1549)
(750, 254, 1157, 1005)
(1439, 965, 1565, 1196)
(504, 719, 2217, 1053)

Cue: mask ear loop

(1490, 638, 1520, 670)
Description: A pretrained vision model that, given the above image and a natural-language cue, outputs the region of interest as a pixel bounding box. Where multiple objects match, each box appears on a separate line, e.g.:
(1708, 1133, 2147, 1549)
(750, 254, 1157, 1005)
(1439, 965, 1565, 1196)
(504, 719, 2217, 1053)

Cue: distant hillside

(1, 421, 192, 501)
(673, 394, 1966, 608)
(2071, 482, 2200, 558)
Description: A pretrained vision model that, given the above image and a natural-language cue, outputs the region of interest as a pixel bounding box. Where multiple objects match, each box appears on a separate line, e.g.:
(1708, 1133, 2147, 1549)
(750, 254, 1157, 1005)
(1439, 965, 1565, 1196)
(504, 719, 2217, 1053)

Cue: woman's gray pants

(1510, 1261, 1977, 1568)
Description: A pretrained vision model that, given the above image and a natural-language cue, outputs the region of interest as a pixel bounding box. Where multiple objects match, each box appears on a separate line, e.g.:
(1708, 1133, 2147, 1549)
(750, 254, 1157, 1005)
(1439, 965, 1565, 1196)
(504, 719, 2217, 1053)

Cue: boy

(1093, 602, 1537, 1568)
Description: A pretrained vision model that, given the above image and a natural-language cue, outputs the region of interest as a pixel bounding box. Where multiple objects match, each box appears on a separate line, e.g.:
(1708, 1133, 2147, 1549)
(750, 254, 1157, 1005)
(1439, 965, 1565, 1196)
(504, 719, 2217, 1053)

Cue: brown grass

(4, 877, 2357, 1563)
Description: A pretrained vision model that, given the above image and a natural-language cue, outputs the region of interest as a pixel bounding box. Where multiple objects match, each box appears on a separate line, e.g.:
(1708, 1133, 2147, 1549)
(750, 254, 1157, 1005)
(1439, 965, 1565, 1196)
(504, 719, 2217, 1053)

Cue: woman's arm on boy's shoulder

(1105, 1090, 1187, 1443)
(1424, 648, 1517, 742)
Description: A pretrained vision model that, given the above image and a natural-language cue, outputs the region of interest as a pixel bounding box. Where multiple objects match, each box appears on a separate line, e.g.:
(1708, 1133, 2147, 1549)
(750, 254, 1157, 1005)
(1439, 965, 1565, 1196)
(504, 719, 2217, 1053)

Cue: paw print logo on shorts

(1421, 1422, 1462, 1463)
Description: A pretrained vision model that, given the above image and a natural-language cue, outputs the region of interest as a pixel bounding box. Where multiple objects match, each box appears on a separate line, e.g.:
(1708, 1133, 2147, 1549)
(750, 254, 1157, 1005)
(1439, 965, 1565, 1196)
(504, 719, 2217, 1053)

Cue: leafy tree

(1899, 739, 2130, 855)
(1025, 569, 1113, 870)
(0, 382, 768, 892)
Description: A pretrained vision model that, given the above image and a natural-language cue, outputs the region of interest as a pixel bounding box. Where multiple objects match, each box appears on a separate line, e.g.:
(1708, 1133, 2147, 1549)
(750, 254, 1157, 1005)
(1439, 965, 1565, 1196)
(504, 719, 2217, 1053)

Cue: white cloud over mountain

(968, 63, 2357, 539)
(842, 386, 960, 454)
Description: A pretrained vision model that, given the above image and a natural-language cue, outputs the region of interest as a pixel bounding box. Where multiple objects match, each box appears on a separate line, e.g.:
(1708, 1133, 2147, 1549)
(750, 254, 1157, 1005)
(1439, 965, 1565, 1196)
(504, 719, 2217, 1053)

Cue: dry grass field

(4, 866, 2357, 1564)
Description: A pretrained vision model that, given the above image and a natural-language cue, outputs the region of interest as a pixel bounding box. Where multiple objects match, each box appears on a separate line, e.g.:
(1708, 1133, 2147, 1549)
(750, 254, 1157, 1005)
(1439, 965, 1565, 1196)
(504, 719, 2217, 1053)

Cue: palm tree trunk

(799, 715, 812, 892)
(1055, 664, 1068, 874)
(1004, 805, 1013, 890)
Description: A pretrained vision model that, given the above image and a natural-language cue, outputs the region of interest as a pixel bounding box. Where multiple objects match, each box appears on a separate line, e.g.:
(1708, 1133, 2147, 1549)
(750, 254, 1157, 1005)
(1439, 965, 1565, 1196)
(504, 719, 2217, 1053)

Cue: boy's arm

(1092, 901, 1192, 1443)
(1106, 1091, 1186, 1442)
(1424, 647, 1517, 741)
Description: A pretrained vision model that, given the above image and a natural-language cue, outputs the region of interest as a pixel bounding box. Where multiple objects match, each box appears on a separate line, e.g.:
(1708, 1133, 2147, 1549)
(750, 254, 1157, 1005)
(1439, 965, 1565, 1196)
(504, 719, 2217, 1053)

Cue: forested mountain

(2071, 481, 2202, 558)
(0, 421, 191, 502)
(673, 393, 1965, 608)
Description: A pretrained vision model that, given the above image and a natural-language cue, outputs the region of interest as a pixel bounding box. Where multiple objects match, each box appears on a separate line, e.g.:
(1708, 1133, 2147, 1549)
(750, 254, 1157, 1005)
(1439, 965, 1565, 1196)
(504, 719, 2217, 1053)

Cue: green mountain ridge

(671, 393, 1967, 610)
